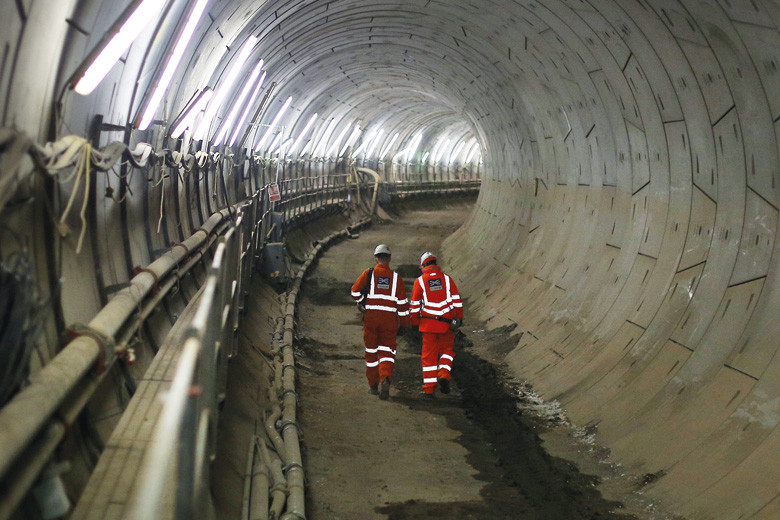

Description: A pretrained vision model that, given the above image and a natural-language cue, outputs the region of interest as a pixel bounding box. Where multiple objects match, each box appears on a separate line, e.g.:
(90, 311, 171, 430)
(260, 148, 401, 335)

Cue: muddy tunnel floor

(293, 202, 671, 520)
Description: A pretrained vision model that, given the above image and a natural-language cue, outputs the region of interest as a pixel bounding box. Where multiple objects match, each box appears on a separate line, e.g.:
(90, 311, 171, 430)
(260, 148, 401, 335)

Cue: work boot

(369, 385, 379, 395)
(438, 378, 450, 394)
(379, 378, 390, 400)
(423, 392, 435, 400)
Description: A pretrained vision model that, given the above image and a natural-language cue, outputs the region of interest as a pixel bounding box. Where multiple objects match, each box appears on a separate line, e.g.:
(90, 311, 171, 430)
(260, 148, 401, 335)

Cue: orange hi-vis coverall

(351, 265, 410, 387)
(410, 265, 464, 394)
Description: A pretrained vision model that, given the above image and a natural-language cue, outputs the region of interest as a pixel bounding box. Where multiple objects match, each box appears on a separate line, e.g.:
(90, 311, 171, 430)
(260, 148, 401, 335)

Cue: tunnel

(1, 0, 780, 519)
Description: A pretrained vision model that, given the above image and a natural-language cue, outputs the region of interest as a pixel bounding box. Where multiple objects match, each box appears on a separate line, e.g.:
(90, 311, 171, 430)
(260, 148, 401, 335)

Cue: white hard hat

(420, 251, 437, 265)
(374, 244, 391, 256)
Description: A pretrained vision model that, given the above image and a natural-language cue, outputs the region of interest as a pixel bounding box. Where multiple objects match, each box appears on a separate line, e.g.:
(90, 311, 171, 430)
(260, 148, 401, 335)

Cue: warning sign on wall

(268, 183, 281, 202)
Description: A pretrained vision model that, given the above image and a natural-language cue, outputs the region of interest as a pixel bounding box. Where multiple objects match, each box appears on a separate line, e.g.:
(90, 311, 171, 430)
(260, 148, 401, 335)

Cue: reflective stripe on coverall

(351, 265, 410, 386)
(410, 265, 463, 394)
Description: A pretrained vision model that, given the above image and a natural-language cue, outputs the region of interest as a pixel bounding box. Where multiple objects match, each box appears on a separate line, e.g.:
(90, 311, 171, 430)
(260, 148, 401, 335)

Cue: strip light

(299, 139, 313, 156)
(365, 129, 384, 158)
(466, 141, 480, 163)
(254, 96, 293, 151)
(351, 129, 376, 158)
(421, 151, 430, 163)
(288, 113, 319, 156)
(433, 139, 450, 163)
(170, 88, 213, 138)
(138, 0, 210, 129)
(228, 71, 266, 146)
(193, 35, 258, 141)
(326, 123, 352, 157)
(406, 133, 423, 163)
(449, 141, 466, 164)
(74, 0, 169, 95)
(267, 133, 283, 155)
(339, 124, 361, 157)
(313, 118, 336, 157)
(378, 132, 399, 161)
(213, 60, 264, 146)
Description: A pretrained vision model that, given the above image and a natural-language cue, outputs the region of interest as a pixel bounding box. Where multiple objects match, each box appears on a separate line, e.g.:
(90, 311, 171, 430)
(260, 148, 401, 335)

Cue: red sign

(268, 183, 281, 202)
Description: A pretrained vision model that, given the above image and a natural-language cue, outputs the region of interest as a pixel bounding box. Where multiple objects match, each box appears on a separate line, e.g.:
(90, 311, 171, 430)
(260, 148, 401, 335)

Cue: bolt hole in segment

(293, 200, 653, 519)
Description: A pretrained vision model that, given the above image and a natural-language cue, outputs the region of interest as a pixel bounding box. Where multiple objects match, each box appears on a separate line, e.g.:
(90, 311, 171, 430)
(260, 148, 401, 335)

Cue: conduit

(0, 206, 234, 485)
(258, 216, 372, 520)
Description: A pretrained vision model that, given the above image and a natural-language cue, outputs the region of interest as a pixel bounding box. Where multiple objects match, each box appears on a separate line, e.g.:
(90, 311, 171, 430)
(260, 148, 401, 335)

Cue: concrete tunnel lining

(4, 0, 780, 518)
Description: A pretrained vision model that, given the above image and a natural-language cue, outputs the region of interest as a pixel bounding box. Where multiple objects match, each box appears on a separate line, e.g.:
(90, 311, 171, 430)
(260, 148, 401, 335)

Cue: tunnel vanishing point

(2, 0, 780, 518)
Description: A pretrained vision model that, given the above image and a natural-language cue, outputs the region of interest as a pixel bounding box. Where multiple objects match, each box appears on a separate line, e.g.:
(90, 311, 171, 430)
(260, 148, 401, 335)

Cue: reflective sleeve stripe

(452, 302, 463, 308)
(364, 304, 397, 312)
(366, 361, 379, 367)
(351, 291, 362, 298)
(422, 366, 438, 372)
(379, 357, 396, 364)
(410, 299, 421, 306)
(396, 298, 408, 305)
(365, 347, 378, 354)
(423, 377, 438, 383)
(397, 310, 410, 317)
(440, 354, 454, 362)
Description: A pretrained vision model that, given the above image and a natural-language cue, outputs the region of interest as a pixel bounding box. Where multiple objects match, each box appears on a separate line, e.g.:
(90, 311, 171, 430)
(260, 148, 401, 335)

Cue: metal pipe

(249, 438, 270, 520)
(0, 207, 232, 483)
(356, 167, 381, 216)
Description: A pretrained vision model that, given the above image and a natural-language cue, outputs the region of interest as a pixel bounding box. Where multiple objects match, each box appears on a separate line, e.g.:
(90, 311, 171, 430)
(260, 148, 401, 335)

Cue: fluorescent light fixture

(275, 138, 293, 156)
(365, 129, 384, 158)
(339, 124, 361, 157)
(267, 133, 283, 155)
(379, 132, 399, 160)
(73, 0, 169, 95)
(351, 129, 376, 158)
(170, 88, 213, 138)
(254, 96, 293, 151)
(421, 151, 430, 163)
(434, 139, 450, 163)
(213, 59, 264, 146)
(449, 141, 466, 164)
(288, 112, 318, 156)
(193, 35, 258, 141)
(313, 118, 336, 157)
(299, 139, 313, 156)
(138, 0, 210, 129)
(406, 133, 423, 163)
(326, 123, 351, 157)
(228, 71, 266, 147)
(466, 141, 480, 163)
(392, 148, 410, 162)
(462, 138, 476, 162)
(430, 138, 444, 163)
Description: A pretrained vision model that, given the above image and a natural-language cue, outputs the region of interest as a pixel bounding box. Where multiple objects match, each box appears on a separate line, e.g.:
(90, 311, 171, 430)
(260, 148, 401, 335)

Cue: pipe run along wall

(4, 0, 780, 519)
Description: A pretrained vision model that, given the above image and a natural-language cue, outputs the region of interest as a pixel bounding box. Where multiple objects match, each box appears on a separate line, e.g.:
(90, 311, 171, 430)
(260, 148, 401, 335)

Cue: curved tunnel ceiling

(5, 0, 780, 518)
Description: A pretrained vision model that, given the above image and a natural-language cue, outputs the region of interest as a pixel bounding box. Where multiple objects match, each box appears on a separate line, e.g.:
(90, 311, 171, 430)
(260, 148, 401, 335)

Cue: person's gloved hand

(449, 318, 462, 331)
(357, 301, 366, 313)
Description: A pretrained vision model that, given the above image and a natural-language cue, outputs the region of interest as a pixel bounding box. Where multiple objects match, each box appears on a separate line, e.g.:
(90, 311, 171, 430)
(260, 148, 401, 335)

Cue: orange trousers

(421, 331, 454, 394)
(363, 312, 398, 387)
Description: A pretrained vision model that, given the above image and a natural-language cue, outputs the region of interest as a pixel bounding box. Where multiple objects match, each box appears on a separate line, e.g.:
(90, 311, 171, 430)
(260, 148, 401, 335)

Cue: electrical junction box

(262, 242, 287, 284)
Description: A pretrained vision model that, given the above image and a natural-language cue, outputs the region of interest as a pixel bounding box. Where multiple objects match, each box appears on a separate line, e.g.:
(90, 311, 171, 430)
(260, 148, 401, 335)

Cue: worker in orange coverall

(351, 244, 410, 400)
(409, 251, 464, 398)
